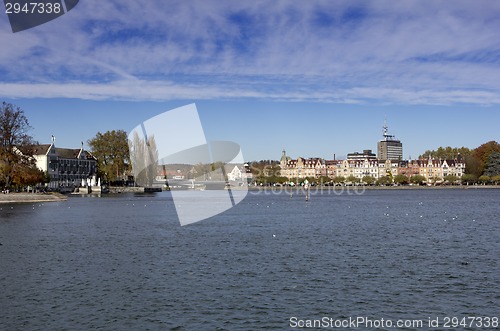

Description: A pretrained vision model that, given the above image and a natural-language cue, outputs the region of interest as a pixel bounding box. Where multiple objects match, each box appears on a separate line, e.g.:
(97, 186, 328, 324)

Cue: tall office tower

(377, 123, 403, 161)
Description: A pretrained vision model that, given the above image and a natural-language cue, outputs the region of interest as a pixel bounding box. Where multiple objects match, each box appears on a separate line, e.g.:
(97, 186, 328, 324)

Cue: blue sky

(1, 0, 499, 161)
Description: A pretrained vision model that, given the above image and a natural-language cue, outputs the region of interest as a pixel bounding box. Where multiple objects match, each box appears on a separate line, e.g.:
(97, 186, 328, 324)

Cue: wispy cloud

(1, 0, 499, 105)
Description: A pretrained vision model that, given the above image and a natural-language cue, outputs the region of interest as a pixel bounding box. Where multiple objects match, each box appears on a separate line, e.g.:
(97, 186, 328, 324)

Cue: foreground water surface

(0, 189, 499, 330)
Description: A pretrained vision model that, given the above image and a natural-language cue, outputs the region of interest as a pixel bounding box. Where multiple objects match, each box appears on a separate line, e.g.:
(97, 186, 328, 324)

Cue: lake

(0, 188, 499, 330)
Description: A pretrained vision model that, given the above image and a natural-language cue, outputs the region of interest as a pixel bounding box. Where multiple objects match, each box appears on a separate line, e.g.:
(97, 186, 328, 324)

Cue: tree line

(420, 141, 500, 183)
(0, 102, 47, 190)
(250, 142, 500, 186)
(1, 101, 499, 189)
(0, 102, 132, 190)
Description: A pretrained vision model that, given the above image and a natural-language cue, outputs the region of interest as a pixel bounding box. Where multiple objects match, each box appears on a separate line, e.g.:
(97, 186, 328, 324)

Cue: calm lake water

(0, 189, 499, 330)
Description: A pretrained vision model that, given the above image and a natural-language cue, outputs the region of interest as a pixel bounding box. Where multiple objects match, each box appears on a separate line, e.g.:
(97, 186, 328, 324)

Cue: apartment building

(279, 151, 465, 183)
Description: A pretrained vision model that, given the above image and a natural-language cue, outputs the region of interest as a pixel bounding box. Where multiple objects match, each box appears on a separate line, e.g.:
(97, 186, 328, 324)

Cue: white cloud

(1, 0, 499, 105)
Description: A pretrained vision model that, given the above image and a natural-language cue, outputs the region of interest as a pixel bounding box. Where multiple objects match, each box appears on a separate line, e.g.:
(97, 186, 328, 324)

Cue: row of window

(51, 174, 96, 180)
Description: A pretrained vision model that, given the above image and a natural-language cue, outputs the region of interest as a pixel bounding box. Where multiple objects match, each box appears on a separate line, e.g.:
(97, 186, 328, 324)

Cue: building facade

(33, 142, 97, 189)
(226, 164, 253, 182)
(279, 150, 465, 184)
(347, 149, 377, 161)
(278, 122, 466, 184)
(279, 151, 325, 179)
(414, 157, 465, 181)
(377, 124, 403, 161)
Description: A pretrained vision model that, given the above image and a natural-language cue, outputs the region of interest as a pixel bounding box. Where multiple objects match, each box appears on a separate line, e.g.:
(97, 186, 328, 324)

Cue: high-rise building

(347, 149, 377, 161)
(377, 123, 403, 161)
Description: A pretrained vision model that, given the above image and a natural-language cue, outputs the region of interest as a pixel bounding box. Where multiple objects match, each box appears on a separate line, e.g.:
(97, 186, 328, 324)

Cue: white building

(33, 142, 97, 189)
(226, 164, 253, 182)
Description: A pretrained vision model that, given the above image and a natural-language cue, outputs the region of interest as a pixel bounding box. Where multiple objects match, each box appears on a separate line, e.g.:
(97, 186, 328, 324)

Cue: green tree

(333, 176, 345, 185)
(193, 163, 212, 180)
(410, 175, 426, 185)
(362, 175, 376, 185)
(419, 146, 472, 159)
(491, 174, 500, 184)
(277, 176, 289, 184)
(316, 175, 331, 186)
(88, 130, 130, 182)
(249, 160, 281, 181)
(461, 174, 477, 185)
(478, 175, 490, 184)
(346, 175, 358, 184)
(473, 141, 500, 176)
(443, 175, 459, 185)
(484, 151, 500, 177)
(428, 176, 442, 185)
(376, 176, 392, 186)
(393, 174, 409, 185)
(266, 163, 282, 177)
(0, 102, 37, 189)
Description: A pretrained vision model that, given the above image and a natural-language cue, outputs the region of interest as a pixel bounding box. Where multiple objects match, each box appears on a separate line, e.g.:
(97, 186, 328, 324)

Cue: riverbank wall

(0, 192, 67, 204)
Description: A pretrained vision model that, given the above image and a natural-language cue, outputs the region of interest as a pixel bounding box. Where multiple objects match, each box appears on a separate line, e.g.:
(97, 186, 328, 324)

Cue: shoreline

(0, 192, 67, 204)
(247, 184, 500, 191)
(1, 185, 498, 203)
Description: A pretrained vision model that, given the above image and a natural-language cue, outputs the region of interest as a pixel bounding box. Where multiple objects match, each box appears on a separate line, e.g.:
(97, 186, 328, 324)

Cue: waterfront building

(347, 149, 377, 161)
(417, 156, 465, 182)
(336, 159, 353, 178)
(377, 123, 403, 161)
(279, 150, 324, 179)
(33, 140, 97, 189)
(440, 157, 465, 178)
(279, 132, 465, 183)
(398, 160, 421, 178)
(335, 159, 380, 180)
(325, 160, 340, 178)
(396, 156, 465, 182)
(226, 164, 253, 182)
(281, 150, 400, 181)
(279, 149, 291, 168)
(377, 159, 399, 178)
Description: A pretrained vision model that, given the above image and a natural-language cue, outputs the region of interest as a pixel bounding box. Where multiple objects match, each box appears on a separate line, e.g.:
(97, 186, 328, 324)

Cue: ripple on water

(0, 190, 499, 329)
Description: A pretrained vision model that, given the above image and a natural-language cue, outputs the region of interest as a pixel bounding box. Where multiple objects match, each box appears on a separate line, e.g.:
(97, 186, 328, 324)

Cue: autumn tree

(249, 160, 280, 177)
(12, 162, 46, 190)
(473, 141, 500, 175)
(0, 102, 38, 188)
(88, 130, 130, 182)
(464, 153, 483, 177)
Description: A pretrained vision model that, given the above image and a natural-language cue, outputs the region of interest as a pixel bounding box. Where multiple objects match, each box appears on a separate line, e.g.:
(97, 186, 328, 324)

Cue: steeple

(280, 149, 287, 164)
